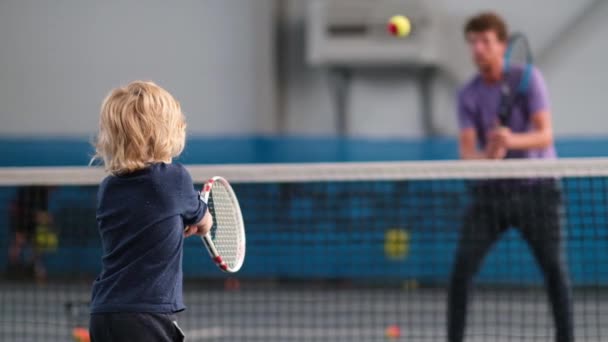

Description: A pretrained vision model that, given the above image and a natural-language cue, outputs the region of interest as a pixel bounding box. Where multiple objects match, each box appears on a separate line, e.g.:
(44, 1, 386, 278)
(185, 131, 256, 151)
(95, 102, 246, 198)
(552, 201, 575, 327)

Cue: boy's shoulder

(159, 162, 187, 172)
(152, 162, 188, 180)
(100, 163, 187, 187)
(147, 163, 192, 189)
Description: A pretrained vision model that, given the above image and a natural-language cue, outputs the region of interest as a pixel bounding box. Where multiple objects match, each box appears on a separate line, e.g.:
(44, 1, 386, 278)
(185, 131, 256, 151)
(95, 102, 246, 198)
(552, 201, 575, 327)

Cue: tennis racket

(199, 177, 246, 273)
(498, 32, 533, 126)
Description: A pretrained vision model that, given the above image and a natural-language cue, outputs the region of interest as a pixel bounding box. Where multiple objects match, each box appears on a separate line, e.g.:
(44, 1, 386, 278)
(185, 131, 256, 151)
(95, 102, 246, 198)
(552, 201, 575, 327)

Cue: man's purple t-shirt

(457, 66, 556, 159)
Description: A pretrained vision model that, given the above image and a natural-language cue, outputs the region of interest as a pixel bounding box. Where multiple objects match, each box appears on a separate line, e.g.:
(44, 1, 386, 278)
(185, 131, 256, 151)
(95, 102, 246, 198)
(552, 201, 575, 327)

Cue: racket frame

(498, 32, 533, 127)
(199, 176, 246, 273)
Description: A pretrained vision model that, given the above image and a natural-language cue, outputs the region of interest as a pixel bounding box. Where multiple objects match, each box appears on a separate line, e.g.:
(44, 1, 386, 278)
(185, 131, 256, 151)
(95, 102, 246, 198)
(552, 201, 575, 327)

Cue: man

(447, 12, 574, 342)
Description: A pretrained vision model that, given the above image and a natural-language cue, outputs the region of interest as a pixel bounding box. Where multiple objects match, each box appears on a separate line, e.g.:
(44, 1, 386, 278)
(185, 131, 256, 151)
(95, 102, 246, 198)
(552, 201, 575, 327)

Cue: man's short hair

(464, 12, 508, 42)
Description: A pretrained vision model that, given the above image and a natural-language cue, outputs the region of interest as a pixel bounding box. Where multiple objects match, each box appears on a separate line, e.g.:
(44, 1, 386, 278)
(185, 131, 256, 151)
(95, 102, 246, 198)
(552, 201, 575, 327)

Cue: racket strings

(505, 35, 532, 93)
(208, 183, 243, 269)
(509, 40, 528, 67)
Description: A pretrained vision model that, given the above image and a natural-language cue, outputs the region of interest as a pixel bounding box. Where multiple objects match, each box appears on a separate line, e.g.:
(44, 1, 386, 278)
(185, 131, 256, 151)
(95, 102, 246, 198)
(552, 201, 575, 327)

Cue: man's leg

(447, 203, 506, 342)
(518, 185, 574, 342)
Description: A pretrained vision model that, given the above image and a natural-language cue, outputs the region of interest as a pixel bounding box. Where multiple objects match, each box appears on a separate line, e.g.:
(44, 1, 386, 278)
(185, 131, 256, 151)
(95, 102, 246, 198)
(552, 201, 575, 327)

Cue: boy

(89, 81, 212, 342)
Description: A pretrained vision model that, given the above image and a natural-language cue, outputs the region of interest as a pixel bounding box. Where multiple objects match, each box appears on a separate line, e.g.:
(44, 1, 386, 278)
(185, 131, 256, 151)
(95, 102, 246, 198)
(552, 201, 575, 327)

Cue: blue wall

(1, 136, 608, 166)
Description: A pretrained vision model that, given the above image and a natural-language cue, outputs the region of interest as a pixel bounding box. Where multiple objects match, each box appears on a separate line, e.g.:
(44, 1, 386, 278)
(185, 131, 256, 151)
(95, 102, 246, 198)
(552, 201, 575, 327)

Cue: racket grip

(202, 234, 229, 272)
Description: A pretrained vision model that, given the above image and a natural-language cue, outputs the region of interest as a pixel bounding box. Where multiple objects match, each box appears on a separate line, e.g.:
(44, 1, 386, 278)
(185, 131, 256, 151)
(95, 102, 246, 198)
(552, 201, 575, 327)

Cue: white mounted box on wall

(306, 0, 441, 68)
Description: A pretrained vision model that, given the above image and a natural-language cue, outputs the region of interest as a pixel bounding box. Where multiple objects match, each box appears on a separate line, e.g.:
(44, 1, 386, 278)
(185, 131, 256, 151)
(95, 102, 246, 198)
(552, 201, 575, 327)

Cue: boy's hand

(184, 210, 213, 238)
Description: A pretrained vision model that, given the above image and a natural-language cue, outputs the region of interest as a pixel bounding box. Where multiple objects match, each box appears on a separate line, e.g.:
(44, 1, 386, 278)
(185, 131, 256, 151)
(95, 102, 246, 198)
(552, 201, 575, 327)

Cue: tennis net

(1, 158, 608, 341)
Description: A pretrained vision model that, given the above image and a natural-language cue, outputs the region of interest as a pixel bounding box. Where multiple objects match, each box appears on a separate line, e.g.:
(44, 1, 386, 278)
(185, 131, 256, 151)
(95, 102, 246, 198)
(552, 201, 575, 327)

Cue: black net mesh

(1, 163, 607, 341)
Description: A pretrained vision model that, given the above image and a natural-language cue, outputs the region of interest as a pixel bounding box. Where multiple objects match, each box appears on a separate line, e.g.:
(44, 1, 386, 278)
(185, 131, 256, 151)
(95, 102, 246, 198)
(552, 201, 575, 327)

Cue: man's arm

(458, 90, 495, 160)
(457, 87, 507, 160)
(490, 111, 553, 150)
(459, 128, 484, 160)
(460, 127, 506, 160)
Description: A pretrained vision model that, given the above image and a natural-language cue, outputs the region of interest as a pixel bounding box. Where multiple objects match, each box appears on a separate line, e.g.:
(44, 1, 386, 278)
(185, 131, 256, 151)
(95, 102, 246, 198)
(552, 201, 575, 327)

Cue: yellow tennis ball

(384, 229, 410, 260)
(387, 15, 411, 37)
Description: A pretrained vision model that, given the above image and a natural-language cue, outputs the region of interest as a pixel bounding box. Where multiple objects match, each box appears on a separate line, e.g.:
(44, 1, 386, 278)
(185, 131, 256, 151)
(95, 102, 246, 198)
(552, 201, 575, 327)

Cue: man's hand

(484, 127, 511, 159)
(484, 137, 507, 159)
(487, 112, 553, 151)
(184, 210, 213, 238)
(488, 127, 513, 149)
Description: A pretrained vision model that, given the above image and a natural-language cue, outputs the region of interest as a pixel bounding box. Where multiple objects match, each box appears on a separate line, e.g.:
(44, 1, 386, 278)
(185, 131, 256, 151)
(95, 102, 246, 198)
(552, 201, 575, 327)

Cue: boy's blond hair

(94, 81, 186, 174)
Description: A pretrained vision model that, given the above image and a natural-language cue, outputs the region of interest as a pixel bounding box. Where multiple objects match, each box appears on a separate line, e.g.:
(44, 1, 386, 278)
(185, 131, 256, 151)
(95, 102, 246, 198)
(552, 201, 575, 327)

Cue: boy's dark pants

(90, 312, 185, 342)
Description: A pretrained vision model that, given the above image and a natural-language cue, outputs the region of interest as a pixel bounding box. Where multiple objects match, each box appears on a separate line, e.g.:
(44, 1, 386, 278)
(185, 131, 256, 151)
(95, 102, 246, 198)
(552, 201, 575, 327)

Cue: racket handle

(202, 234, 228, 271)
(202, 234, 217, 257)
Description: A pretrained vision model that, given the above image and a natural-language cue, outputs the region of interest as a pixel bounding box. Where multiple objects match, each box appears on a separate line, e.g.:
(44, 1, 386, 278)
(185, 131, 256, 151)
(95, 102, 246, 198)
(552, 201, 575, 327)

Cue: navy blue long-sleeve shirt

(90, 163, 206, 314)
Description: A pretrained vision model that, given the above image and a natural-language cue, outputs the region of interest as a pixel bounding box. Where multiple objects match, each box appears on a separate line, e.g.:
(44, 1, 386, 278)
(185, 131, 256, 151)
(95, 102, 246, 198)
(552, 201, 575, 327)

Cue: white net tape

(2, 158, 608, 186)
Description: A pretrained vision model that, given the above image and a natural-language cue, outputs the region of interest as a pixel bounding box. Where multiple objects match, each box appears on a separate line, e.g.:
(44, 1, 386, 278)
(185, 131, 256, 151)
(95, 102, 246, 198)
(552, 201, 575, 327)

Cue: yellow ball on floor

(387, 15, 411, 37)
